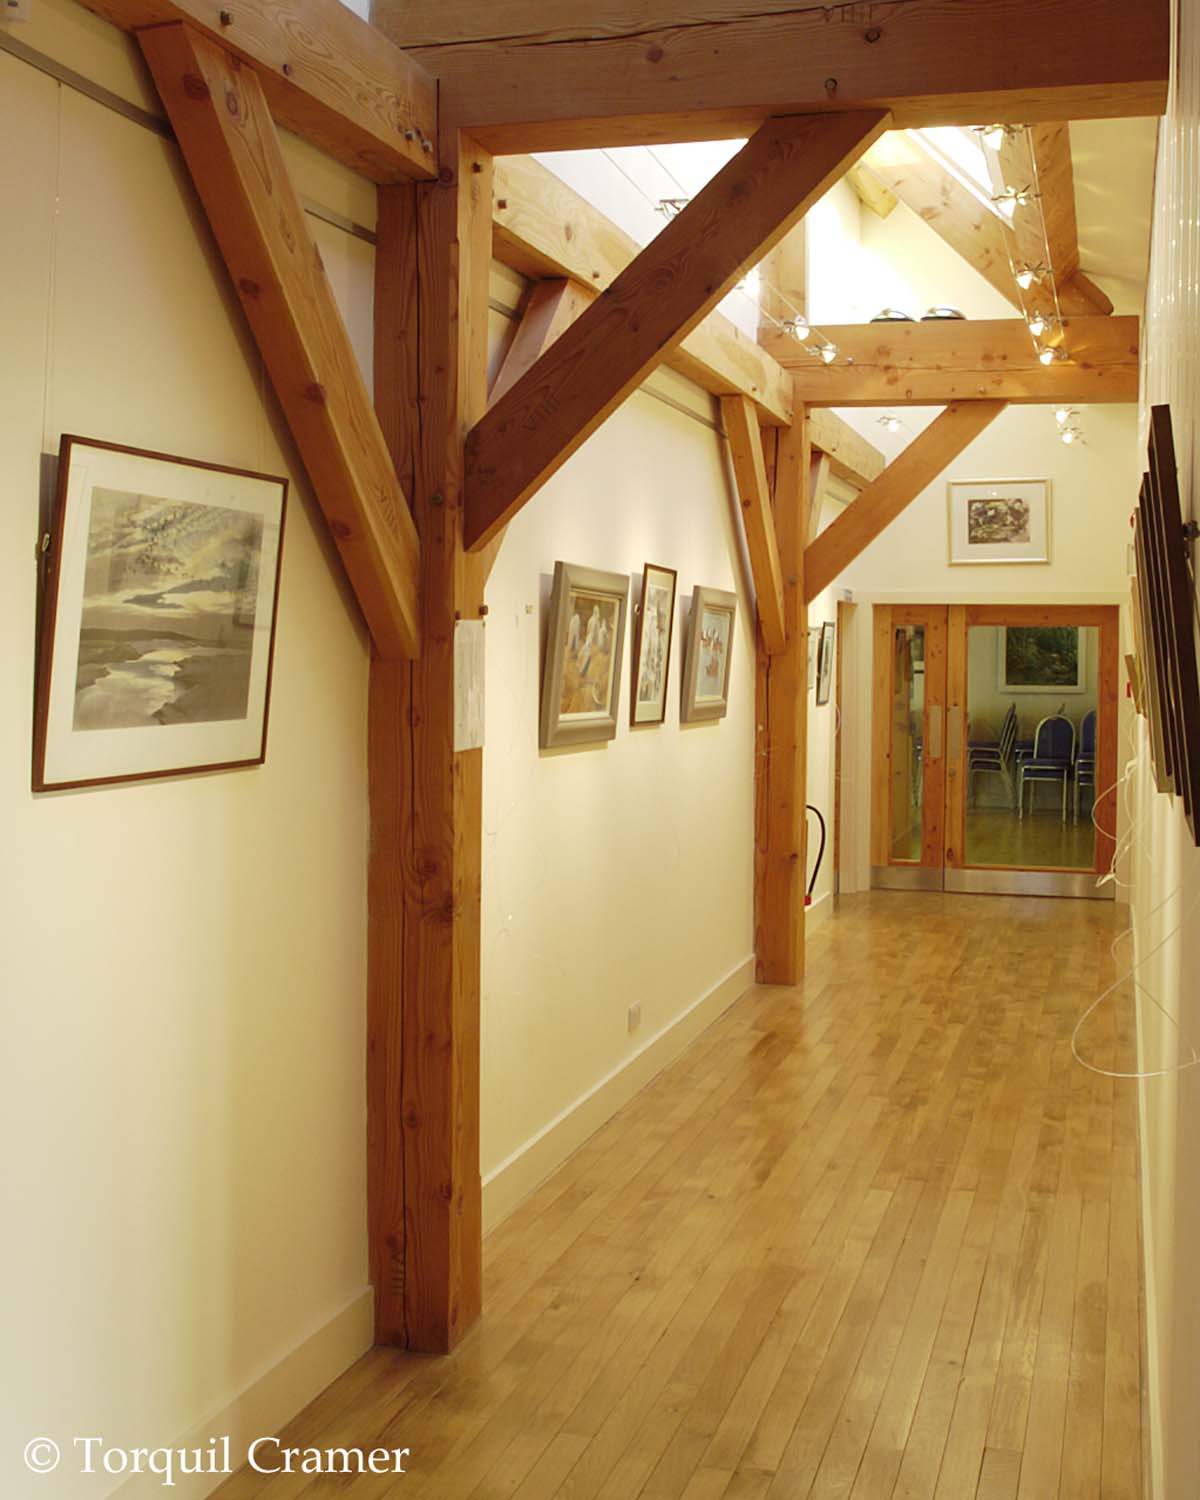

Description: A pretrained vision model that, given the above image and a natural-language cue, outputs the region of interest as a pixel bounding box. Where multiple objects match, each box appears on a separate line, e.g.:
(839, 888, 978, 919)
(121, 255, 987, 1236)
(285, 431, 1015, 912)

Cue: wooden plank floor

(214, 892, 1143, 1500)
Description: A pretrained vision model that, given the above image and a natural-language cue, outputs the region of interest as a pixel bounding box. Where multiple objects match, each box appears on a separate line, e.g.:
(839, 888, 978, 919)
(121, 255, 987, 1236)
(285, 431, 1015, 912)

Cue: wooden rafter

(755, 410, 809, 985)
(493, 155, 794, 426)
(995, 122, 1113, 316)
(806, 410, 886, 490)
(722, 395, 786, 655)
(490, 279, 597, 405)
(464, 109, 891, 552)
(764, 315, 1140, 406)
(375, 0, 1170, 151)
(860, 130, 1110, 319)
(141, 23, 421, 659)
(97, 0, 435, 180)
(804, 400, 1007, 599)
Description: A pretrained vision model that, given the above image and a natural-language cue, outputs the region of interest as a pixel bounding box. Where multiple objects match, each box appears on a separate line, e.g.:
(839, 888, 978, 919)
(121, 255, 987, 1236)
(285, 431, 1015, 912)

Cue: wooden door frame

(946, 604, 1120, 878)
(870, 603, 949, 873)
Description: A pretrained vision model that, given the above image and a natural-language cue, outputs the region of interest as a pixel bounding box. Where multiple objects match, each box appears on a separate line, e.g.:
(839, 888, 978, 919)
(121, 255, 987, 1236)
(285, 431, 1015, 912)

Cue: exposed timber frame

(464, 110, 892, 552)
(804, 401, 1008, 601)
(140, 22, 422, 659)
(764, 316, 1140, 406)
(92, 0, 436, 179)
(376, 0, 1170, 151)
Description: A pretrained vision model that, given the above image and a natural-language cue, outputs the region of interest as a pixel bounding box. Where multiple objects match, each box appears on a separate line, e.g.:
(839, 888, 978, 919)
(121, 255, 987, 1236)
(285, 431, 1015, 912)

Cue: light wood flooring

(215, 892, 1143, 1500)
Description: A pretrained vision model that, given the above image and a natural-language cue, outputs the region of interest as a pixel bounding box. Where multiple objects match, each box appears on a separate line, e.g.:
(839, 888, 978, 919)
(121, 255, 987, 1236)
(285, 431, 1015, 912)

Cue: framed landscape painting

(948, 479, 1051, 565)
(682, 586, 737, 723)
(998, 624, 1087, 694)
(34, 436, 287, 791)
(816, 620, 836, 705)
(631, 562, 677, 726)
(540, 561, 629, 748)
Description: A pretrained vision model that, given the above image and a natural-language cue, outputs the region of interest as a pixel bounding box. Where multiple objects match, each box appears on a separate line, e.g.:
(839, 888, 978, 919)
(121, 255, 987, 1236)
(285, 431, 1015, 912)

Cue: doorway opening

(871, 604, 1119, 898)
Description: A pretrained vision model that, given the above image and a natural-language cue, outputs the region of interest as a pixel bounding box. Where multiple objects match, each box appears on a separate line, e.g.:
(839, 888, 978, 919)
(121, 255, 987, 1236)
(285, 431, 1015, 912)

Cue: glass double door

(871, 604, 1119, 898)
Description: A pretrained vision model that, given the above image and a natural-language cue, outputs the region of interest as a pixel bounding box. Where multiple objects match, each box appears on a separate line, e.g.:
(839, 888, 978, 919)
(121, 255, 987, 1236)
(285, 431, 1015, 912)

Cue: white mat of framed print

(948, 479, 1050, 565)
(34, 436, 287, 790)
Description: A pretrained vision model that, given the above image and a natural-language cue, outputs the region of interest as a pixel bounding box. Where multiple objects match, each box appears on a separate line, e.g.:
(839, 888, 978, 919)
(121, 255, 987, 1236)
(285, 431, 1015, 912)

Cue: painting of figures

(682, 586, 738, 722)
(540, 562, 628, 748)
(34, 436, 286, 790)
(631, 563, 677, 725)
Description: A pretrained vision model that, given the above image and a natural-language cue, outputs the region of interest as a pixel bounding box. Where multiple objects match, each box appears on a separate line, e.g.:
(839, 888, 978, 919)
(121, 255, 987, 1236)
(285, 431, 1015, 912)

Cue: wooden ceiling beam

(141, 23, 421, 658)
(996, 123, 1113, 316)
(722, 396, 786, 655)
(91, 0, 436, 180)
(489, 278, 597, 405)
(375, 0, 1169, 152)
(806, 409, 886, 489)
(464, 109, 891, 552)
(764, 315, 1139, 405)
(492, 155, 794, 426)
(861, 131, 1110, 319)
(804, 400, 1007, 599)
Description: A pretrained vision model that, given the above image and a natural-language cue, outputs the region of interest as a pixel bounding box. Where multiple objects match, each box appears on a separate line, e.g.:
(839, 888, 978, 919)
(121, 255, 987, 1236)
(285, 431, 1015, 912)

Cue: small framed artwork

(816, 621, 836, 705)
(631, 562, 677, 726)
(997, 624, 1088, 693)
(540, 561, 629, 748)
(948, 479, 1050, 565)
(682, 586, 737, 723)
(33, 435, 287, 791)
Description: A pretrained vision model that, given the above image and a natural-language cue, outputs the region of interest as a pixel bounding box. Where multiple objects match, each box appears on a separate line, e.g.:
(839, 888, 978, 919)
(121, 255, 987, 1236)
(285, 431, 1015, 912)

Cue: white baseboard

(482, 955, 756, 1233)
(109, 1287, 374, 1500)
(805, 891, 833, 933)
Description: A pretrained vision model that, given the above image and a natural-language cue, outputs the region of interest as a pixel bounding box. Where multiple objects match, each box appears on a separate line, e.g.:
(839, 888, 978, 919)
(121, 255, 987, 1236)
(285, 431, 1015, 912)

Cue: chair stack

(1017, 713, 1076, 823)
(1074, 708, 1097, 821)
(967, 703, 1018, 807)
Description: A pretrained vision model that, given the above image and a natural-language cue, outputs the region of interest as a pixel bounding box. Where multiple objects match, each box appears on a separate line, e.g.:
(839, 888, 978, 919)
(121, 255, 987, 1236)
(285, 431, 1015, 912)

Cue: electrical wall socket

(3, 0, 32, 21)
(627, 1002, 642, 1034)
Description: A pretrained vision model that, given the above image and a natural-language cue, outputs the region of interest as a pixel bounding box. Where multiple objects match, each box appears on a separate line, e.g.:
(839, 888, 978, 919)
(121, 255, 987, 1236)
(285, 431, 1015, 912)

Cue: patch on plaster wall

(454, 620, 485, 752)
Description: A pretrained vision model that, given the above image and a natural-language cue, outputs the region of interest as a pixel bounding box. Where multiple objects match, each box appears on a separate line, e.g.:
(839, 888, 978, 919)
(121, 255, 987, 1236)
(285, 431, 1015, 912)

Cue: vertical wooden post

(370, 131, 492, 1353)
(754, 401, 810, 985)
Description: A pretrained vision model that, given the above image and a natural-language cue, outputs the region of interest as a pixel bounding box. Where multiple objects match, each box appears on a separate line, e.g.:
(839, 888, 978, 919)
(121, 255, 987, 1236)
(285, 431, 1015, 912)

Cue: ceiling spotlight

(819, 343, 838, 365)
(878, 413, 903, 434)
(1038, 345, 1064, 366)
(784, 316, 810, 340)
(1027, 311, 1049, 338)
(976, 123, 1015, 151)
(1014, 263, 1048, 290)
(656, 197, 691, 219)
(992, 185, 1037, 209)
(1061, 427, 1079, 445)
(1055, 407, 1075, 426)
(921, 305, 966, 321)
(870, 308, 915, 323)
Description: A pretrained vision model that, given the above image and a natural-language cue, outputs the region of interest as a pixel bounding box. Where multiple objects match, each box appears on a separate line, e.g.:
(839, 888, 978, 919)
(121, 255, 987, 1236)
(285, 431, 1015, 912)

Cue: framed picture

(816, 620, 836, 705)
(630, 562, 677, 726)
(997, 625, 1087, 693)
(948, 479, 1051, 565)
(33, 435, 287, 791)
(540, 561, 629, 748)
(682, 586, 737, 722)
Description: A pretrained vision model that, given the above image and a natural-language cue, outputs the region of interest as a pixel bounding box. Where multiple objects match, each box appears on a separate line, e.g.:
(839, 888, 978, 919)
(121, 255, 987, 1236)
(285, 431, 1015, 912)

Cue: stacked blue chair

(1074, 708, 1097, 821)
(967, 703, 1018, 807)
(1018, 714, 1077, 823)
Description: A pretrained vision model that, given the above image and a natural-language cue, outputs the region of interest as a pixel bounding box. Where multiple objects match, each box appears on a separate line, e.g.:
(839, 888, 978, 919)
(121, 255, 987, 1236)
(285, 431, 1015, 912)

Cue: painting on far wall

(540, 560, 629, 748)
(999, 625, 1086, 693)
(948, 479, 1051, 564)
(631, 562, 677, 726)
(816, 620, 836, 705)
(682, 586, 737, 722)
(33, 435, 287, 791)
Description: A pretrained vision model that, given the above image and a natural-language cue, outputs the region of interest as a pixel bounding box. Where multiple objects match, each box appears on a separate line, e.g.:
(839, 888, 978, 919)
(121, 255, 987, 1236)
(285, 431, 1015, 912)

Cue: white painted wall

(1130, 4, 1200, 1495)
(480, 321, 757, 1215)
(0, 15, 376, 1497)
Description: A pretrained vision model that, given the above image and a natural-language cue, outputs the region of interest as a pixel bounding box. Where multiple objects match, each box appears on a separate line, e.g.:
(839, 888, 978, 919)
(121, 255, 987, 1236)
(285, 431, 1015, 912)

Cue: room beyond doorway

(870, 605, 1119, 898)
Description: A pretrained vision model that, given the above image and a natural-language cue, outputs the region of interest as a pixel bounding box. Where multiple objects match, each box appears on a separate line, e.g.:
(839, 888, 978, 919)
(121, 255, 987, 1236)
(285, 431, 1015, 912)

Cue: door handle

(928, 704, 943, 761)
(947, 706, 963, 764)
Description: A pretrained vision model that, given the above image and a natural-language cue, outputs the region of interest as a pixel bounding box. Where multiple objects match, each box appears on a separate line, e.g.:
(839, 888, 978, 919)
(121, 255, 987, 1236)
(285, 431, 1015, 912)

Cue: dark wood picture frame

(33, 434, 288, 792)
(1135, 404, 1200, 843)
(630, 562, 677, 726)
